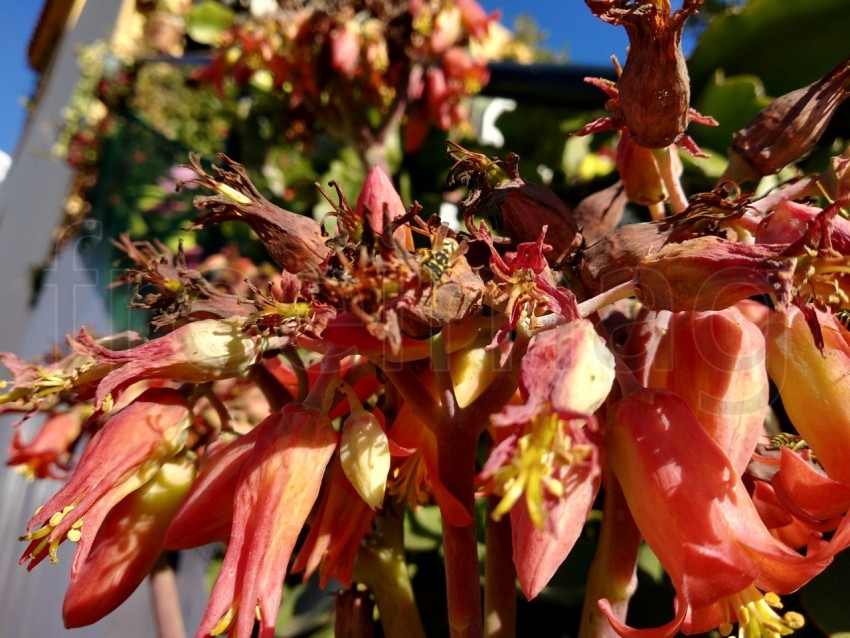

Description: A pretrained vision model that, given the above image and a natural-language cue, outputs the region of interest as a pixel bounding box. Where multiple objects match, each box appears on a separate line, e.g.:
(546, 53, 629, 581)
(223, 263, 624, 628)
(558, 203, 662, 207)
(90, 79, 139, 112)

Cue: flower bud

(448, 343, 500, 408)
(339, 409, 390, 510)
(355, 166, 414, 250)
(634, 236, 795, 312)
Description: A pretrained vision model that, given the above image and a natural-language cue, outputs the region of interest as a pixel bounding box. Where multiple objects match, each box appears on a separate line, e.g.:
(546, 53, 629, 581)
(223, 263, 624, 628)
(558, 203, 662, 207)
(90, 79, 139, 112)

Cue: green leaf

(800, 549, 850, 635)
(637, 543, 665, 584)
(689, 0, 850, 96)
(691, 71, 771, 154)
(185, 1, 235, 46)
(404, 505, 443, 552)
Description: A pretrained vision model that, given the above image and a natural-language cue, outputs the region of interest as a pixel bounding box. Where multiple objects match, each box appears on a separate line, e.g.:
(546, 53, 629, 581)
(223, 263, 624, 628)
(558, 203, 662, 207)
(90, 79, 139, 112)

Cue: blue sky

(0, 2, 694, 157)
(0, 3, 41, 156)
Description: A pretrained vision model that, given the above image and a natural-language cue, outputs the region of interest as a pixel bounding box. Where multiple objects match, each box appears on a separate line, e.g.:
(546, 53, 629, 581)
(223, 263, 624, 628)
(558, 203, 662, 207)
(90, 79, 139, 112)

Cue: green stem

(304, 348, 346, 412)
(381, 363, 442, 427)
(198, 384, 230, 433)
(355, 504, 426, 638)
(281, 348, 310, 403)
(577, 282, 636, 320)
(334, 590, 376, 638)
(652, 147, 688, 215)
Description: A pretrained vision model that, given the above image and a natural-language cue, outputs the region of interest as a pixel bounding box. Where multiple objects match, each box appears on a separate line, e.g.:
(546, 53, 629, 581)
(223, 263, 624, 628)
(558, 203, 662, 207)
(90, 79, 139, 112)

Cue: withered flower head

(577, 221, 672, 297)
(110, 235, 252, 330)
(180, 153, 330, 275)
(584, 0, 705, 148)
(724, 55, 850, 183)
(634, 235, 795, 311)
(447, 142, 582, 267)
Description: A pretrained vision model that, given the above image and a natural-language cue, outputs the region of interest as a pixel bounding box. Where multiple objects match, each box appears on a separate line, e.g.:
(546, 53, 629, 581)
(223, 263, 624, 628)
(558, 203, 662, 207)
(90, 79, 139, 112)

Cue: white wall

(0, 1, 210, 635)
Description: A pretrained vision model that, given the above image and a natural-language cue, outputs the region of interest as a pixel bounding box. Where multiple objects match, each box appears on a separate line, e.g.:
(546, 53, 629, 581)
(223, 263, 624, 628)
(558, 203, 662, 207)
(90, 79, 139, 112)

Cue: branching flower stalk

(8, 2, 850, 638)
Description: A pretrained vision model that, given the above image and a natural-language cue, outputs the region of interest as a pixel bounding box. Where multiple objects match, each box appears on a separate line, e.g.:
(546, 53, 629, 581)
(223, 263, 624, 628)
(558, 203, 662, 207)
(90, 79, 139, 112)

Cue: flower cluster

(6, 2, 850, 638)
(195, 0, 507, 159)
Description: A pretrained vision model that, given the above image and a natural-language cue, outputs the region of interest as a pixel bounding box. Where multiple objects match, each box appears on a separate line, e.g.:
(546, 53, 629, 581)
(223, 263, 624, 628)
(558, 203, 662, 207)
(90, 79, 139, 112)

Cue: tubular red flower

(7, 408, 86, 480)
(291, 457, 377, 588)
(634, 236, 795, 312)
(604, 388, 834, 637)
(765, 306, 850, 485)
(19, 389, 191, 575)
(648, 308, 768, 474)
(164, 432, 259, 549)
(72, 318, 284, 408)
(195, 404, 338, 638)
(62, 452, 197, 628)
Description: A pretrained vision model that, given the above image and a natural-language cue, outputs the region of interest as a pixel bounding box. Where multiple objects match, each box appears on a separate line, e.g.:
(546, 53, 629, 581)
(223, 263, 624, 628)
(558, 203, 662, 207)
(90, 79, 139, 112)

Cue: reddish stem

(150, 555, 186, 638)
(436, 420, 483, 638)
(484, 495, 516, 638)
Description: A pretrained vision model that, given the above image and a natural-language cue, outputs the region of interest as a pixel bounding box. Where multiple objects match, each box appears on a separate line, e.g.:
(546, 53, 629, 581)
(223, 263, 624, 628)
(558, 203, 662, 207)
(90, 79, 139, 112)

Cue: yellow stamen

(217, 183, 252, 204)
(491, 411, 589, 527)
(727, 586, 804, 638)
(211, 607, 235, 636)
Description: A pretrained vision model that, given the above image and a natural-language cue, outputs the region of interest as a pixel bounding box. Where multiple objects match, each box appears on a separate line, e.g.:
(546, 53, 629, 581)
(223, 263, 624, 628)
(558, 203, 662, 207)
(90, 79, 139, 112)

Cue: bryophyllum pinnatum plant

(7, 1, 850, 637)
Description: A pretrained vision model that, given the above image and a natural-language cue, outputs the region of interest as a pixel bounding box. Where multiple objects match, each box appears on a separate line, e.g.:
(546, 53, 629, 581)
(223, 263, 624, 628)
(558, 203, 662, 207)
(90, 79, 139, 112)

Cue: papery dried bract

(585, 0, 704, 148)
(634, 236, 795, 312)
(183, 154, 329, 274)
(578, 221, 671, 297)
(724, 55, 850, 182)
(449, 145, 582, 266)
